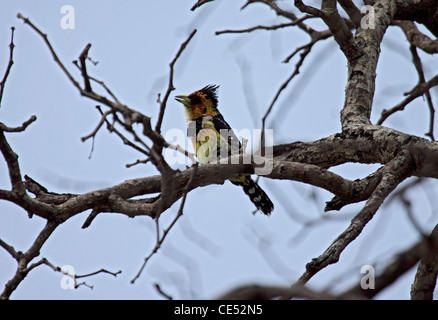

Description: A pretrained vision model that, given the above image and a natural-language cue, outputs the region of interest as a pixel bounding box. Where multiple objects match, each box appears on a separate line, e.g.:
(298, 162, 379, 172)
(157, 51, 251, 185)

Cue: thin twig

(81, 108, 112, 142)
(17, 13, 82, 91)
(215, 16, 314, 35)
(79, 43, 92, 92)
(409, 45, 435, 141)
(131, 164, 198, 284)
(98, 106, 150, 157)
(260, 39, 315, 146)
(154, 283, 173, 300)
(72, 60, 120, 103)
(191, 0, 214, 11)
(1, 221, 59, 299)
(245, 0, 319, 35)
(126, 158, 150, 168)
(0, 115, 37, 133)
(0, 238, 21, 260)
(37, 257, 121, 289)
(154, 29, 197, 133)
(0, 27, 15, 107)
(377, 74, 438, 126)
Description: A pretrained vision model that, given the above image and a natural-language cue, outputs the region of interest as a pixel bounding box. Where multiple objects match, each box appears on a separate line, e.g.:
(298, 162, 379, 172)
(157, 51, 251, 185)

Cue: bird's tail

(231, 176, 274, 215)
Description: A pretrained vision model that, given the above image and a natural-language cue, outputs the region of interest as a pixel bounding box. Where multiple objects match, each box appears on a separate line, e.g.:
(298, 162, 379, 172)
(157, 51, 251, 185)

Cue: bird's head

(175, 84, 219, 121)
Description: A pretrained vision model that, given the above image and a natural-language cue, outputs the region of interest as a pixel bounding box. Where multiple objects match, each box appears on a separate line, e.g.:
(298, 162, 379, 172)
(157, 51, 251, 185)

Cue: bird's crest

(198, 84, 219, 108)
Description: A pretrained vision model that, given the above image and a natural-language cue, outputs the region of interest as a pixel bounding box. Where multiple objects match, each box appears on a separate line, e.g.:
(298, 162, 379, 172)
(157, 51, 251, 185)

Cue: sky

(0, 0, 437, 300)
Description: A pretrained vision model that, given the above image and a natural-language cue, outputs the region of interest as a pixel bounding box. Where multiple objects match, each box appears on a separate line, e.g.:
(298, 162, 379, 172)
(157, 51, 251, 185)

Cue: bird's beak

(175, 94, 190, 106)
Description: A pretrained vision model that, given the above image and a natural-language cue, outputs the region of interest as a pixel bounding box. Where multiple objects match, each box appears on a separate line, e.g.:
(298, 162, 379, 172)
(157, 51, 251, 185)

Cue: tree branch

(1, 220, 59, 299)
(191, 0, 214, 11)
(288, 151, 413, 293)
(340, 223, 438, 299)
(377, 74, 438, 126)
(337, 0, 362, 27)
(410, 224, 438, 300)
(154, 29, 197, 133)
(0, 27, 15, 107)
(341, 0, 397, 128)
(393, 20, 438, 54)
(294, 0, 363, 61)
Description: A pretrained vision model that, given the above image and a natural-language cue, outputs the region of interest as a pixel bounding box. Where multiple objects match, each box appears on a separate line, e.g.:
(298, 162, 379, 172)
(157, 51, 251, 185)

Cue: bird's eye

(190, 96, 201, 105)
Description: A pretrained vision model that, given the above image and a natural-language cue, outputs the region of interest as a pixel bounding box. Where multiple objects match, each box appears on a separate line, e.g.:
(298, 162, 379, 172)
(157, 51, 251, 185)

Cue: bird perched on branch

(175, 85, 274, 215)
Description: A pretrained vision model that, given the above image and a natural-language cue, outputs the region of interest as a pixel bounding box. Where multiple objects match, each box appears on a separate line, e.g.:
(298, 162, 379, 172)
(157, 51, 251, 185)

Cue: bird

(175, 84, 274, 215)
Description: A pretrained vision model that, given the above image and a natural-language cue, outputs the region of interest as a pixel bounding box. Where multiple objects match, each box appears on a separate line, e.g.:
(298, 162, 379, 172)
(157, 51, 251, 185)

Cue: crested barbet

(175, 85, 274, 215)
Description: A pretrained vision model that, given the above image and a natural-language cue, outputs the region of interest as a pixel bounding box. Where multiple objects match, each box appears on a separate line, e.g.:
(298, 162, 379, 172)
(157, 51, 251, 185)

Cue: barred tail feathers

(231, 176, 274, 215)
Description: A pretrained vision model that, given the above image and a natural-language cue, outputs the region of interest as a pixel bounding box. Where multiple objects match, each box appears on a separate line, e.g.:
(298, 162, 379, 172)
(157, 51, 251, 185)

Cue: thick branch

(393, 20, 438, 54)
(274, 125, 438, 178)
(411, 224, 438, 300)
(0, 130, 26, 194)
(294, 0, 363, 61)
(217, 283, 338, 300)
(393, 0, 438, 37)
(341, 0, 397, 128)
(337, 0, 362, 27)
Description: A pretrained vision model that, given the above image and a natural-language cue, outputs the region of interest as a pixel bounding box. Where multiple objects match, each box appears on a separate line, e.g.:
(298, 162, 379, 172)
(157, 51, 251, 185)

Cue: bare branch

(409, 45, 435, 141)
(289, 152, 413, 292)
(215, 16, 314, 35)
(294, 0, 324, 17)
(377, 74, 438, 126)
(0, 238, 21, 260)
(191, 0, 214, 11)
(245, 0, 319, 35)
(0, 129, 25, 194)
(282, 30, 332, 63)
(411, 225, 438, 300)
(72, 61, 120, 103)
(0, 115, 37, 133)
(393, 20, 438, 54)
(154, 283, 173, 300)
(154, 29, 197, 133)
(217, 283, 339, 300)
(340, 223, 438, 299)
(341, 0, 397, 128)
(81, 108, 111, 142)
(294, 0, 363, 61)
(125, 158, 150, 168)
(36, 258, 121, 289)
(1, 220, 59, 299)
(78, 43, 92, 92)
(337, 0, 362, 27)
(131, 164, 198, 284)
(260, 31, 329, 146)
(17, 13, 82, 92)
(0, 27, 15, 107)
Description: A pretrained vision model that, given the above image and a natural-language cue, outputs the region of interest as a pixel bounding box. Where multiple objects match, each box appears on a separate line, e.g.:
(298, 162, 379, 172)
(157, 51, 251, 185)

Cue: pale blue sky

(0, 0, 436, 299)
